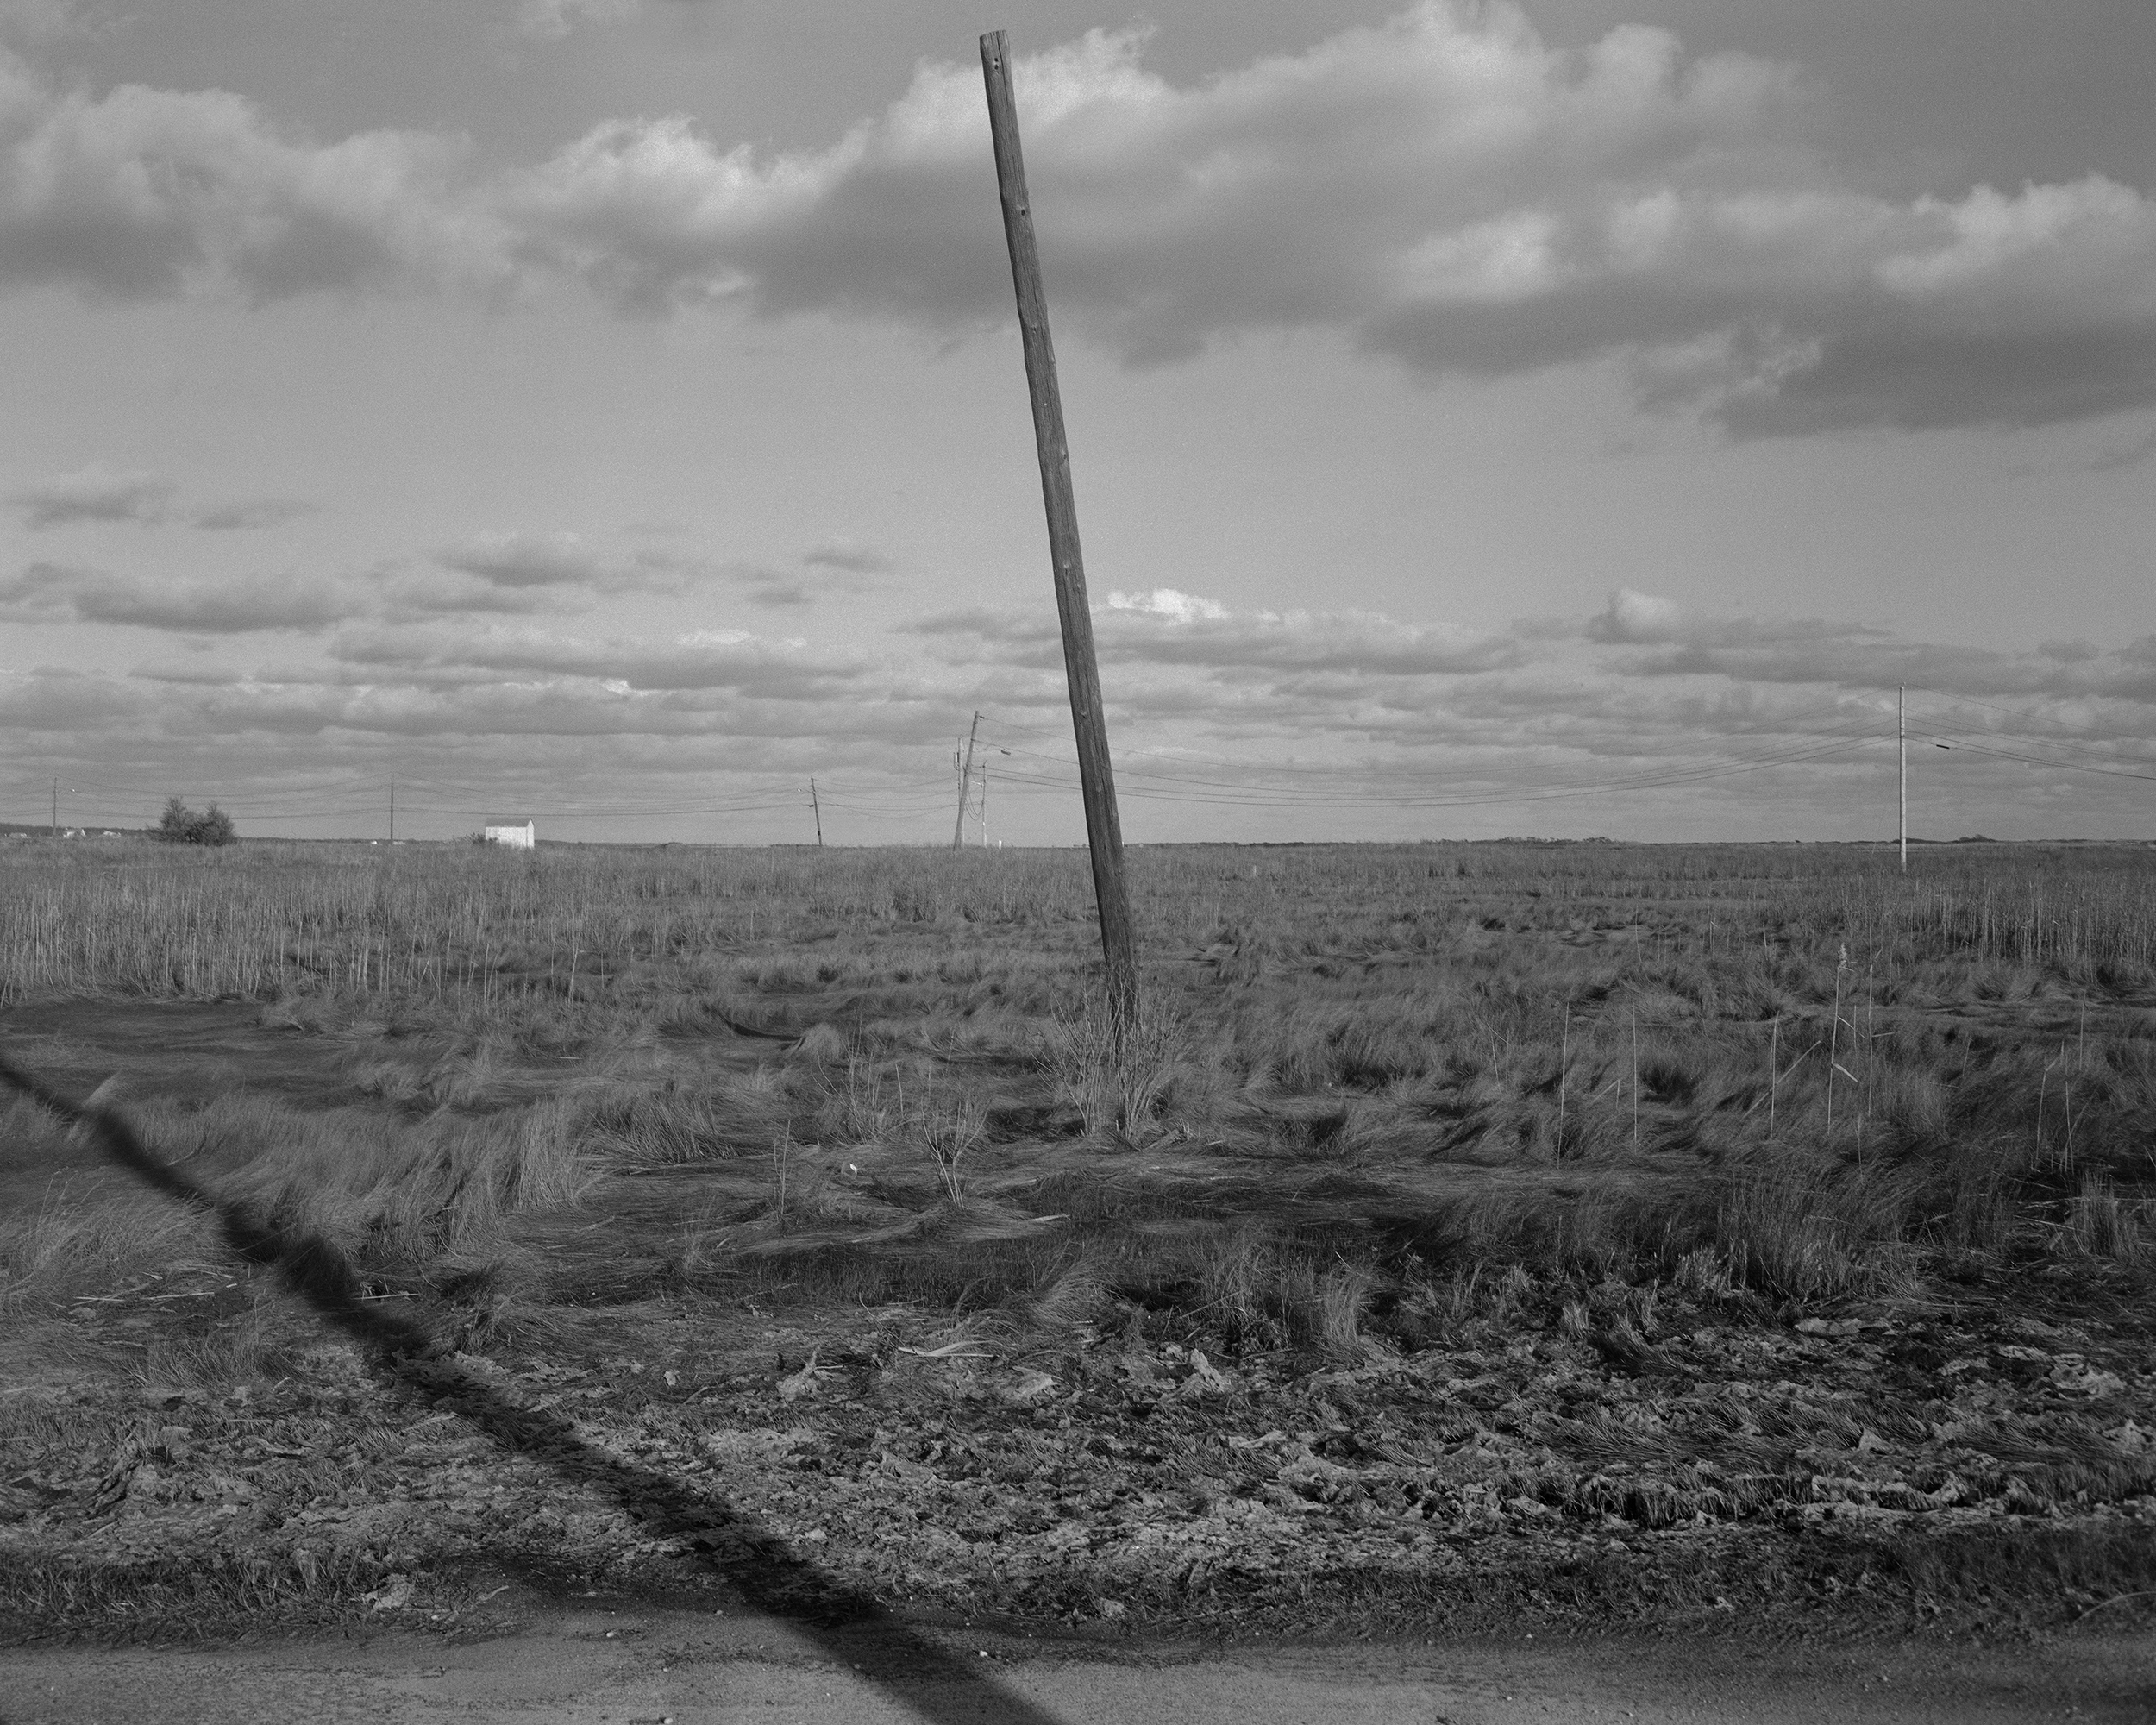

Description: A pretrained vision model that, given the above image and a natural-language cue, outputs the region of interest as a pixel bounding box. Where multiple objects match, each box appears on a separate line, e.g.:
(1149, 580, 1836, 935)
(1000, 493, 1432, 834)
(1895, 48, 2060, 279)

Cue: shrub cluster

(157, 797, 236, 847)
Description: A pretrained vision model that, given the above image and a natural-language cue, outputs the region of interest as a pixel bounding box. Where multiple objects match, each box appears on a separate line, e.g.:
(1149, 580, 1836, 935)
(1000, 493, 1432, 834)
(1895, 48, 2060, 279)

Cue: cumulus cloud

(499, 4, 2156, 429)
(442, 530, 624, 590)
(0, 47, 505, 299)
(1588, 587, 1684, 644)
(3, 8, 2152, 430)
(1583, 587, 1896, 653)
(9, 464, 172, 526)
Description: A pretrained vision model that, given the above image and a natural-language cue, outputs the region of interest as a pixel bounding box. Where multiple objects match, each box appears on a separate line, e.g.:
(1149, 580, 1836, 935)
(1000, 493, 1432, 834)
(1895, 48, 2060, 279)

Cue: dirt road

(4, 1605, 2148, 1724)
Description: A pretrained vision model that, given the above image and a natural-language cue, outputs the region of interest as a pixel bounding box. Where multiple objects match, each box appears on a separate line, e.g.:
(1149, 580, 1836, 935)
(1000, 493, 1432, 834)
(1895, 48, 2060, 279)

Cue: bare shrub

(1044, 988, 1183, 1143)
(918, 1095, 986, 1201)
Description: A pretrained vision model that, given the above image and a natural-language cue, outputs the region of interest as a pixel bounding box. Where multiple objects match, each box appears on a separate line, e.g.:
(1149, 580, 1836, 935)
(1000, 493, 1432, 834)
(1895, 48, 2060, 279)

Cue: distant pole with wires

(809, 777, 824, 849)
(951, 711, 981, 850)
(981, 31, 1138, 1026)
(1897, 687, 1907, 873)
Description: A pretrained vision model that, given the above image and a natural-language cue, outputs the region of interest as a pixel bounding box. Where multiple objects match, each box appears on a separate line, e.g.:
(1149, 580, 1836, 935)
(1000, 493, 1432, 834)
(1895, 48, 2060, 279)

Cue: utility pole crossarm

(979, 29, 1138, 1026)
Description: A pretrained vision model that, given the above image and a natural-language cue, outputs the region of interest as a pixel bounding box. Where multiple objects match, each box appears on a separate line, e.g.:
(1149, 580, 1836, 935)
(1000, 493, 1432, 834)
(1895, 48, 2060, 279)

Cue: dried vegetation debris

(5, 1269, 2155, 1637)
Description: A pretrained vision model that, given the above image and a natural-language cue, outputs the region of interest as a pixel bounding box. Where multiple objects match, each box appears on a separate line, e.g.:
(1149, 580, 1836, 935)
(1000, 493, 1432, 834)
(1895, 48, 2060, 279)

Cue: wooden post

(1897, 685, 1907, 874)
(951, 710, 981, 850)
(980, 29, 1138, 1027)
(809, 777, 824, 848)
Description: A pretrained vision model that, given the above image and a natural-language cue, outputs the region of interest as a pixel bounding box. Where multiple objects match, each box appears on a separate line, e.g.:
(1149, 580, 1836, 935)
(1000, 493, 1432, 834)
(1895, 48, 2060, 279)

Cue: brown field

(2, 835, 2153, 1644)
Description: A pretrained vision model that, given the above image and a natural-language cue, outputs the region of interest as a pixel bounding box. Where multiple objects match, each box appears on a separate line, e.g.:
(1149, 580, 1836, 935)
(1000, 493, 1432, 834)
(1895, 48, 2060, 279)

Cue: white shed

(482, 819, 536, 850)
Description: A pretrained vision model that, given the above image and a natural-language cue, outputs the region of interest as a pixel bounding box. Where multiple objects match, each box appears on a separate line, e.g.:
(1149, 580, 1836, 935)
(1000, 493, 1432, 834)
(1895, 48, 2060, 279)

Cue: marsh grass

(4, 837, 2155, 1367)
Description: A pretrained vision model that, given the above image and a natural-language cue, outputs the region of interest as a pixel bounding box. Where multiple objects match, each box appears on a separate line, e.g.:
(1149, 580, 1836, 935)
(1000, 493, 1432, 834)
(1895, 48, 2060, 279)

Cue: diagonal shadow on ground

(0, 1047, 1070, 1725)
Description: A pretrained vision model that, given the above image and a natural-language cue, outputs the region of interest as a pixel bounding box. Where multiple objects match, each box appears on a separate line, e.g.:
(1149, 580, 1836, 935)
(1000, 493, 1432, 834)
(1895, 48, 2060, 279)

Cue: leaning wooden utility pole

(809, 777, 824, 849)
(1897, 686, 1907, 874)
(950, 710, 981, 850)
(980, 29, 1138, 1027)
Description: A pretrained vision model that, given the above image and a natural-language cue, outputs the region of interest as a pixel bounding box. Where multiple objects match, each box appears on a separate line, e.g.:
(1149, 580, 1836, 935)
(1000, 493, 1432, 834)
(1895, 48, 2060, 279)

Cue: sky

(1, 0, 2152, 846)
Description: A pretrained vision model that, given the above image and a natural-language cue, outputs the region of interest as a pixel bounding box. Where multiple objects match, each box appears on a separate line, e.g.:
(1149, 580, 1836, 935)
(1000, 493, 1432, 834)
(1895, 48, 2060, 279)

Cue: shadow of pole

(0, 1049, 1070, 1725)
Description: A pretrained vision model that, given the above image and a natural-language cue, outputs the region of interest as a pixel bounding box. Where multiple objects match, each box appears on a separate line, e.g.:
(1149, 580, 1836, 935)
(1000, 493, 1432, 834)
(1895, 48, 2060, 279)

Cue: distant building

(482, 819, 536, 850)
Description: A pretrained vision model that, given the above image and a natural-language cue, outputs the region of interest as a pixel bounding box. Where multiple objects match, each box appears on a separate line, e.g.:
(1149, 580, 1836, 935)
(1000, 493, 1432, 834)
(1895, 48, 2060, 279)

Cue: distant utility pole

(981, 30, 1138, 1026)
(951, 710, 982, 849)
(808, 777, 824, 848)
(1898, 686, 1907, 874)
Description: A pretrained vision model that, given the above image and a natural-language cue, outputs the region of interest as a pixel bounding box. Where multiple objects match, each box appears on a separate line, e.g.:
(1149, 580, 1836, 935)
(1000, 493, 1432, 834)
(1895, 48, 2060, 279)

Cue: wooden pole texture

(979, 29, 1138, 1026)
(809, 777, 824, 849)
(951, 709, 981, 850)
(1897, 686, 1907, 874)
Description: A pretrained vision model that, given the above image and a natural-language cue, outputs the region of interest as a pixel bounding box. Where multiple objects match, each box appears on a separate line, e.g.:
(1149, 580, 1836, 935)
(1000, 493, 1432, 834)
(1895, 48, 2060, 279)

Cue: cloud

(502, 5, 2156, 429)
(1586, 587, 1685, 644)
(1109, 588, 1227, 625)
(190, 497, 316, 530)
(0, 664, 154, 734)
(1582, 588, 1896, 655)
(440, 530, 619, 589)
(0, 528, 697, 636)
(330, 619, 876, 699)
(0, 46, 506, 300)
(0, 560, 361, 631)
(7, 467, 319, 530)
(7, 566, 2156, 842)
(10, 464, 172, 526)
(745, 580, 813, 607)
(918, 587, 1527, 681)
(419, 531, 718, 613)
(1575, 588, 2156, 709)
(801, 539, 892, 574)
(4, 8, 2151, 430)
